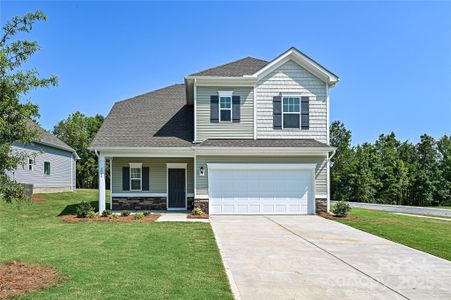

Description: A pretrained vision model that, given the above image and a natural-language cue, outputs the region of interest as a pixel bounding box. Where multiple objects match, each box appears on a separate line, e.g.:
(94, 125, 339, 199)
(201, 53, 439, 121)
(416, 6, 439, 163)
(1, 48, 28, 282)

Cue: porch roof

(196, 139, 330, 148)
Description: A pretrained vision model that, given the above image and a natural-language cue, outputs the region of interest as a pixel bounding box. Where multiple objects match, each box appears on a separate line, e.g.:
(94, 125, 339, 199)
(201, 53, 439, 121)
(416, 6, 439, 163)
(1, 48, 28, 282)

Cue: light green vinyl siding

(196, 86, 254, 141)
(195, 156, 327, 196)
(256, 60, 328, 142)
(112, 157, 194, 194)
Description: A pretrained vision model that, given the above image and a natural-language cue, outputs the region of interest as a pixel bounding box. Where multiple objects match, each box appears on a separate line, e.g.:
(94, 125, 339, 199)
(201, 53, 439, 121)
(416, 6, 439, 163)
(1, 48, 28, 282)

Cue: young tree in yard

(0, 11, 57, 202)
(53, 112, 105, 189)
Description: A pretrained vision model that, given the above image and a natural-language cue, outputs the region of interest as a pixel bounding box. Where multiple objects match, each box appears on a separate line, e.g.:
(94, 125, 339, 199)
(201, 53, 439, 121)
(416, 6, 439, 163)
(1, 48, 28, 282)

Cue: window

(28, 159, 34, 171)
(282, 97, 300, 128)
(129, 163, 142, 191)
(44, 162, 51, 176)
(218, 91, 233, 122)
(219, 96, 232, 122)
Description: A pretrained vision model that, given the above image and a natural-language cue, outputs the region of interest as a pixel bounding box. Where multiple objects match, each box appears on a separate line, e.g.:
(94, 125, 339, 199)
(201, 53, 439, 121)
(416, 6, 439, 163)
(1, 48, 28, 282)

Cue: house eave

(88, 145, 335, 157)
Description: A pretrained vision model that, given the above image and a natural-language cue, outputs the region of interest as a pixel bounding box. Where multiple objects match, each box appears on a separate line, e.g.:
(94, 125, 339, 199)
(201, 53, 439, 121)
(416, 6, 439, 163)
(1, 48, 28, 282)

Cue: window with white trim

(28, 158, 34, 171)
(282, 97, 300, 128)
(219, 91, 232, 122)
(129, 163, 142, 191)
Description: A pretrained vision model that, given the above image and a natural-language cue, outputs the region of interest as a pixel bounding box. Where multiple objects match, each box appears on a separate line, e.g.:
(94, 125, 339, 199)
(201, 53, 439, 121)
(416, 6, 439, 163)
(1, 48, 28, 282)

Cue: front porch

(97, 154, 195, 213)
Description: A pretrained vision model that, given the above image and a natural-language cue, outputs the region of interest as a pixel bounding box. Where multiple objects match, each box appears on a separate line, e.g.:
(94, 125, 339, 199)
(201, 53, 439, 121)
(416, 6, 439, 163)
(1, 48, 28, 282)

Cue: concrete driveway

(210, 215, 451, 300)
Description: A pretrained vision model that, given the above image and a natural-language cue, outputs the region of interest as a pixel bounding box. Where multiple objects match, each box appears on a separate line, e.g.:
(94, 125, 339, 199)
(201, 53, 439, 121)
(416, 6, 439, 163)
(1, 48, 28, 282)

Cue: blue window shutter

(142, 167, 149, 191)
(273, 96, 282, 129)
(210, 95, 219, 123)
(122, 167, 130, 191)
(301, 96, 309, 129)
(232, 95, 241, 123)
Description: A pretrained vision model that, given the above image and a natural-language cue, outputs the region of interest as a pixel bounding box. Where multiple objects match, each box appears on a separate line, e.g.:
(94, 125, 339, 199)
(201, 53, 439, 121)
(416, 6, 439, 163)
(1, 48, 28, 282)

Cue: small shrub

(111, 213, 119, 219)
(121, 210, 130, 217)
(76, 201, 93, 218)
(143, 211, 151, 216)
(331, 201, 351, 217)
(134, 213, 144, 220)
(192, 208, 203, 215)
(87, 210, 97, 219)
(101, 209, 112, 217)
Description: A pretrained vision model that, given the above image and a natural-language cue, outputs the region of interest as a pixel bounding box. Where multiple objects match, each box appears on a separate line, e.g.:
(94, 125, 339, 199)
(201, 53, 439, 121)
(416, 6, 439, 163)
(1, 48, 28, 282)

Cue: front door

(168, 168, 186, 209)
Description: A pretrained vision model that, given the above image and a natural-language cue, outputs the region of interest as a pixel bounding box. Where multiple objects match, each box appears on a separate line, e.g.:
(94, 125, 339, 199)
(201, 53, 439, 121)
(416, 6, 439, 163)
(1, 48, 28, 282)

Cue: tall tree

(330, 121, 354, 201)
(436, 135, 451, 205)
(412, 134, 440, 206)
(0, 11, 57, 202)
(53, 112, 104, 189)
(373, 133, 409, 204)
(348, 143, 380, 203)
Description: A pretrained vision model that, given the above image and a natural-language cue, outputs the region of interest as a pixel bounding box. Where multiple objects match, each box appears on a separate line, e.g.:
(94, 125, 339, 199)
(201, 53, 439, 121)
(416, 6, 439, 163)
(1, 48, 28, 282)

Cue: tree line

(330, 121, 451, 206)
(53, 112, 105, 189)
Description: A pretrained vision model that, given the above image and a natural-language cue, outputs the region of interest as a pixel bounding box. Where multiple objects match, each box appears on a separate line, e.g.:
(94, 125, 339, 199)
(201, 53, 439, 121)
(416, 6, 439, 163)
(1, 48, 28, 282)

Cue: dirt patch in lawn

(31, 196, 47, 202)
(187, 214, 209, 219)
(319, 212, 359, 221)
(0, 262, 60, 299)
(58, 214, 161, 223)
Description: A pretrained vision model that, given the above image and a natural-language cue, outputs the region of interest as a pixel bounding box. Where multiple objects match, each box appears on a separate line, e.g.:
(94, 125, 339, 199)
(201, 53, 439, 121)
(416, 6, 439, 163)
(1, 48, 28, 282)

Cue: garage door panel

(208, 164, 314, 215)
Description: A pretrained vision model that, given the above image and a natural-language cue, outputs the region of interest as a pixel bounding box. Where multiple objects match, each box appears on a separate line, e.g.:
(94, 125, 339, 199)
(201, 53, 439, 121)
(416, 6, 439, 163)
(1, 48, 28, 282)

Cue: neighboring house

(7, 122, 79, 193)
(90, 47, 339, 215)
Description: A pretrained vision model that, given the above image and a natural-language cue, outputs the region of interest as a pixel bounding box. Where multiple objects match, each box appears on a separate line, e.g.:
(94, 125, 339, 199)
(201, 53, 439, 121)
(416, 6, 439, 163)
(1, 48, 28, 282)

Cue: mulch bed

(58, 214, 161, 223)
(0, 262, 60, 299)
(31, 196, 47, 202)
(319, 212, 358, 221)
(187, 214, 209, 219)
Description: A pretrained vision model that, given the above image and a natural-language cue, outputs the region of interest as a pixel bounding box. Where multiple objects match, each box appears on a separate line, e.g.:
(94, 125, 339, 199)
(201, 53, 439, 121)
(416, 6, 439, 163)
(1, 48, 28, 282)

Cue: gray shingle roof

(197, 139, 330, 148)
(189, 57, 268, 77)
(90, 84, 193, 148)
(29, 121, 76, 153)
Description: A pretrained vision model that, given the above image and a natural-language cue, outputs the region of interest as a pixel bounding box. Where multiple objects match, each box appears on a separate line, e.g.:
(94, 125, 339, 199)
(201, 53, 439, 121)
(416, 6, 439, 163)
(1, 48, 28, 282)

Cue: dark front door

(168, 169, 186, 209)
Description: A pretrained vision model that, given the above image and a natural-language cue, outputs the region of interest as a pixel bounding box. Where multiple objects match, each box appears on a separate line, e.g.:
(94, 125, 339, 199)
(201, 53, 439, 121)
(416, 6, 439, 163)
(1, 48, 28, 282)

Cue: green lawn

(335, 208, 451, 261)
(0, 189, 233, 299)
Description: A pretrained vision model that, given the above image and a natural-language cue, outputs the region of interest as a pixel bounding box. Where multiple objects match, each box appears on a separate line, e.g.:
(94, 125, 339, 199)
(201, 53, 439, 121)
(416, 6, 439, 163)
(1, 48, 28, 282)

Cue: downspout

(328, 148, 336, 161)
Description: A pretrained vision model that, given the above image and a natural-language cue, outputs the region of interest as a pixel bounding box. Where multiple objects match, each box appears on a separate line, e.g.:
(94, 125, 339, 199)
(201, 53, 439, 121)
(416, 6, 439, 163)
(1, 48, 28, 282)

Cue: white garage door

(208, 164, 315, 215)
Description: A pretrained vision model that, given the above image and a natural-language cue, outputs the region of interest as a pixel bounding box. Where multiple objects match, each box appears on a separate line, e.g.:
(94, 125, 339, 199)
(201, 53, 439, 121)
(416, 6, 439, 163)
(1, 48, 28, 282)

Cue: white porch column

(109, 158, 113, 210)
(98, 154, 106, 214)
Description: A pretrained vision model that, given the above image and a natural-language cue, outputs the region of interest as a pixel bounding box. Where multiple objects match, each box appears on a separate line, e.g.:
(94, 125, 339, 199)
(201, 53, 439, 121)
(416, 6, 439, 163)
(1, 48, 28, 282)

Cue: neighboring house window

(219, 91, 233, 122)
(129, 163, 142, 191)
(28, 159, 34, 171)
(44, 161, 51, 175)
(282, 97, 300, 128)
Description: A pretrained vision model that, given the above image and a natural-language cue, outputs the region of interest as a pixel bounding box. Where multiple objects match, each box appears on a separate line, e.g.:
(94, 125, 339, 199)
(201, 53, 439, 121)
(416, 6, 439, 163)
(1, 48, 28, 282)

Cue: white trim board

(207, 163, 317, 171)
(112, 192, 194, 198)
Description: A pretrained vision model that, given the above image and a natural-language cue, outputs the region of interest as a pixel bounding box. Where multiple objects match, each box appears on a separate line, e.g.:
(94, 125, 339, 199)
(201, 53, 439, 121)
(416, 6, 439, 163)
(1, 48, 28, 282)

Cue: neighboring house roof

(90, 84, 194, 148)
(197, 139, 330, 148)
(189, 57, 269, 77)
(29, 121, 77, 154)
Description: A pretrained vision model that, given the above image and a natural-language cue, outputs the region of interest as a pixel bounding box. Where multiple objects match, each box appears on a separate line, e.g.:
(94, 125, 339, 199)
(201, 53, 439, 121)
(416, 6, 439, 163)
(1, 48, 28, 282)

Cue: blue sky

(1, 1, 450, 145)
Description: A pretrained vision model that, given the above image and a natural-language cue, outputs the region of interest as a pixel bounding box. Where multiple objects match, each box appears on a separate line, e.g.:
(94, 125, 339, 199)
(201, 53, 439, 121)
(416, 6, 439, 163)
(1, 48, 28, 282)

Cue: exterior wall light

(199, 166, 205, 176)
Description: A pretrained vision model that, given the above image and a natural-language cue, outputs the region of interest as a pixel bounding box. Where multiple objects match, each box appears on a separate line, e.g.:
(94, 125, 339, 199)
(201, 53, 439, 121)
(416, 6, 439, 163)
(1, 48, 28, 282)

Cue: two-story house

(90, 47, 339, 215)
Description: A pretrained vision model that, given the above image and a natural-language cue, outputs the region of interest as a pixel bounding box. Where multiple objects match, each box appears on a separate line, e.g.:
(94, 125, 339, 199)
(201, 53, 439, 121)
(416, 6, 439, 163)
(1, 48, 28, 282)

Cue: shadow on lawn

(58, 201, 99, 216)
